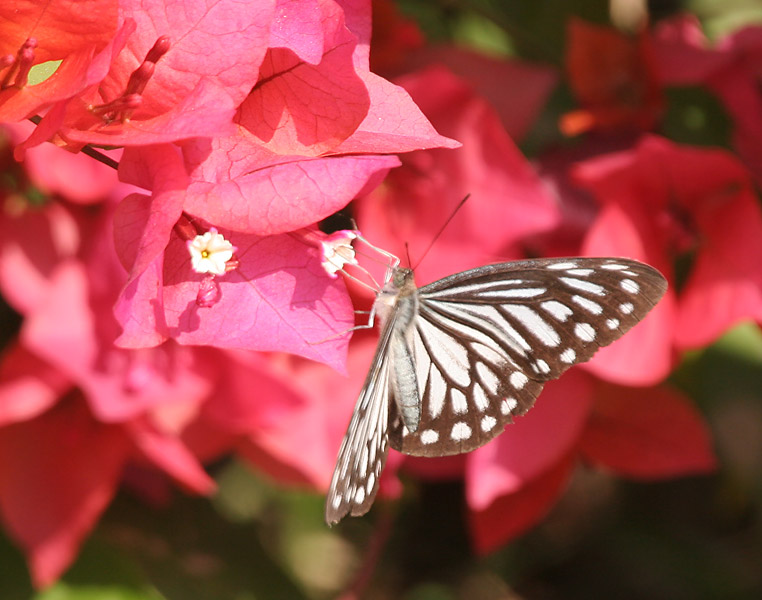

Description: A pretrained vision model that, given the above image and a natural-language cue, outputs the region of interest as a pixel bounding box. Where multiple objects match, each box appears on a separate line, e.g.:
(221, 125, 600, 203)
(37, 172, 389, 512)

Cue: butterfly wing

(389, 257, 667, 457)
(325, 303, 400, 524)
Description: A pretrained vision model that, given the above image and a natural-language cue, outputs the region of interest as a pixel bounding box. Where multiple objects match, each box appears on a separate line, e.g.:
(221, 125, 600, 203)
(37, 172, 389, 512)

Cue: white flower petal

(320, 230, 358, 277)
(187, 229, 236, 275)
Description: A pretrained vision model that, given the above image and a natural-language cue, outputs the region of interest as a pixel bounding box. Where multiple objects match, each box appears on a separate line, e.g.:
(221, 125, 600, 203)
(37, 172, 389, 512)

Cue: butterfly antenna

(412, 194, 471, 271)
(404, 242, 412, 269)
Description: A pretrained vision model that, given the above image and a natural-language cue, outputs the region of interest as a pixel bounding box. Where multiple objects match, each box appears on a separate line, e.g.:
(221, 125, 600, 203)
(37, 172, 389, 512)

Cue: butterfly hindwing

(388, 257, 667, 457)
(388, 314, 544, 456)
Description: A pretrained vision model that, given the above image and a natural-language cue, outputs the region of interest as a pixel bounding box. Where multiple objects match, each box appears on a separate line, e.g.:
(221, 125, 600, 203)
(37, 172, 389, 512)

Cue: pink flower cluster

(0, 0, 757, 588)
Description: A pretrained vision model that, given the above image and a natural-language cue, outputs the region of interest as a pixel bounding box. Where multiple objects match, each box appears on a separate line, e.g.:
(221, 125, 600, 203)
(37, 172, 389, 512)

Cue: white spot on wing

(621, 279, 640, 294)
(450, 388, 468, 414)
(428, 302, 530, 356)
(369, 441, 376, 469)
(481, 415, 497, 432)
(510, 371, 528, 390)
(504, 305, 560, 346)
(428, 365, 446, 418)
(541, 300, 573, 322)
(575, 322, 596, 341)
(534, 359, 550, 374)
(561, 277, 606, 296)
(413, 331, 430, 403)
(566, 268, 593, 276)
(473, 384, 490, 412)
(477, 287, 547, 299)
(420, 429, 439, 445)
(547, 261, 577, 270)
(354, 487, 365, 504)
(418, 319, 470, 386)
(601, 263, 628, 271)
(332, 494, 342, 509)
(501, 398, 518, 414)
(451, 422, 472, 441)
(425, 279, 525, 297)
(472, 342, 506, 366)
(560, 348, 576, 363)
(367, 473, 376, 493)
(620, 302, 634, 314)
(428, 308, 511, 362)
(571, 295, 603, 315)
(476, 362, 500, 394)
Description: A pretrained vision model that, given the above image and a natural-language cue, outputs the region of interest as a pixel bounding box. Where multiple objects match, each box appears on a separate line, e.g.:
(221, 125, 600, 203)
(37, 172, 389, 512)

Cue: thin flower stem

(80, 145, 119, 170)
(27, 114, 120, 170)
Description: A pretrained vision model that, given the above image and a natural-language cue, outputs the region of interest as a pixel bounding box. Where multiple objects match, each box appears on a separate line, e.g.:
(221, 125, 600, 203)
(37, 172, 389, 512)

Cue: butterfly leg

(307, 306, 380, 345)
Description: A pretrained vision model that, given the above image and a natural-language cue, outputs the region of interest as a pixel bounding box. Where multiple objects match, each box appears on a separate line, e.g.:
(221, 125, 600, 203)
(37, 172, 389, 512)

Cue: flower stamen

(90, 36, 170, 123)
(1, 38, 38, 89)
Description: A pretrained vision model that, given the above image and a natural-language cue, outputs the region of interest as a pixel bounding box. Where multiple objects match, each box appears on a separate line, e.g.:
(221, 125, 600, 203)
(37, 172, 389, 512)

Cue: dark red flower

(561, 18, 664, 136)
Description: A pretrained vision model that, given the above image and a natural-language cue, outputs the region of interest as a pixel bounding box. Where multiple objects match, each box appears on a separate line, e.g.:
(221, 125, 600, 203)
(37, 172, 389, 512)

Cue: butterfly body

(325, 256, 667, 525)
(380, 268, 422, 433)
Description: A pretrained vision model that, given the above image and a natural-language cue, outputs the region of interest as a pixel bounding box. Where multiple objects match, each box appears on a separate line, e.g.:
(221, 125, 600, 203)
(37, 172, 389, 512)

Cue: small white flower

(187, 228, 236, 276)
(320, 230, 359, 277)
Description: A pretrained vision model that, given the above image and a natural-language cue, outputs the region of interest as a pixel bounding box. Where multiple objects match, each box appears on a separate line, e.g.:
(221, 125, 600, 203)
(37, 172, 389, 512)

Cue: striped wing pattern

(326, 257, 667, 523)
(325, 303, 397, 524)
(388, 257, 666, 456)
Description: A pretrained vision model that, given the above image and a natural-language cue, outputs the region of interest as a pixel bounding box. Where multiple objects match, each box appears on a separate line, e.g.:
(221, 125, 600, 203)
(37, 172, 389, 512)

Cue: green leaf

(35, 583, 163, 600)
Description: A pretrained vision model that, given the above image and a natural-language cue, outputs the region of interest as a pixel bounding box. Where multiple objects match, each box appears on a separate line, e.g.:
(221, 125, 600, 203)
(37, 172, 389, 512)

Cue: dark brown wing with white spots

(389, 257, 667, 456)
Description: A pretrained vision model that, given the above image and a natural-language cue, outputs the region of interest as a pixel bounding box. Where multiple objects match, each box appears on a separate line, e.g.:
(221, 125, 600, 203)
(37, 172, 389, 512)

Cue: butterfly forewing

(326, 255, 667, 523)
(388, 257, 667, 456)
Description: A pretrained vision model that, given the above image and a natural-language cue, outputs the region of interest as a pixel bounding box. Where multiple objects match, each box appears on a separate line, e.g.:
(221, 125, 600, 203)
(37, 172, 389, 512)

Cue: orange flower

(561, 18, 664, 136)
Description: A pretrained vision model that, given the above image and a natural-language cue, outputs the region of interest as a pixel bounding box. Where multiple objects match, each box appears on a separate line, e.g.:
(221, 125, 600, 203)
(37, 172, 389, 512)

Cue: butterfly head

(391, 266, 416, 294)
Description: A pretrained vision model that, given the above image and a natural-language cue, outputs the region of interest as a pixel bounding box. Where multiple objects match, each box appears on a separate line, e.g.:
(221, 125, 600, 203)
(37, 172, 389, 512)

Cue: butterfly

(325, 246, 667, 524)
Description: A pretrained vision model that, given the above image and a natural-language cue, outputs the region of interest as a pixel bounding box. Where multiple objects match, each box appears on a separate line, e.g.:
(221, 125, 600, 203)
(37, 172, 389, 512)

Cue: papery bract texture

(576, 135, 762, 373)
(579, 381, 717, 477)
